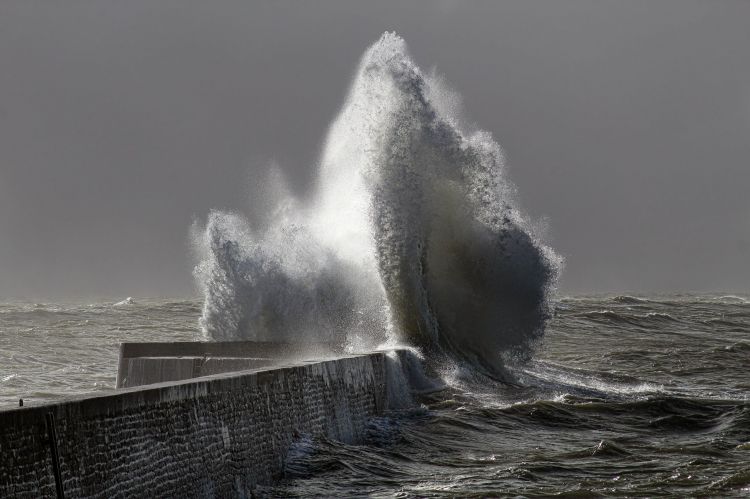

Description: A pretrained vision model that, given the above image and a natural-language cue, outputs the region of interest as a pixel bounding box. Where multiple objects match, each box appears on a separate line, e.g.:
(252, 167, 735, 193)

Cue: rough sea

(2, 32, 747, 497)
(1, 294, 748, 497)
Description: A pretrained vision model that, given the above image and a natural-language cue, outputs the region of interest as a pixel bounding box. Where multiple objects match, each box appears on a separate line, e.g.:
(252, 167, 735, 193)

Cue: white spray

(193, 33, 560, 374)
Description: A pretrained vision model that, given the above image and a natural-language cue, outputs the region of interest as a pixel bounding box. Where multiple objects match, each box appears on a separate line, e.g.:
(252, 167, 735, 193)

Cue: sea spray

(193, 32, 560, 373)
(384, 349, 444, 409)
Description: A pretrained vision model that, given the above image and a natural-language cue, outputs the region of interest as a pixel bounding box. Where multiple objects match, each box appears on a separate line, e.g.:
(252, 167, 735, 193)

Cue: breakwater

(116, 340, 340, 388)
(0, 348, 409, 497)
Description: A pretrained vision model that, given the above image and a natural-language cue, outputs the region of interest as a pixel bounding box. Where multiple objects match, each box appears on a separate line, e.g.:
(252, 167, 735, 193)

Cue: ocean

(1, 294, 748, 496)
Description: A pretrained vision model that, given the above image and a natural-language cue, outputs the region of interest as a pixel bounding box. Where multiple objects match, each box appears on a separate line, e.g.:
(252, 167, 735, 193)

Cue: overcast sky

(0, 0, 748, 299)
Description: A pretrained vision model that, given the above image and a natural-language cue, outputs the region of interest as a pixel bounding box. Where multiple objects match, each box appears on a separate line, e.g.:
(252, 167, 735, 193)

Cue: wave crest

(193, 32, 560, 373)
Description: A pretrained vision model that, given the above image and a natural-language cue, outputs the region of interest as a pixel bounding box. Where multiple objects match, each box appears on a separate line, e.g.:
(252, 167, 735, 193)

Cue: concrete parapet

(116, 341, 339, 388)
(0, 349, 399, 497)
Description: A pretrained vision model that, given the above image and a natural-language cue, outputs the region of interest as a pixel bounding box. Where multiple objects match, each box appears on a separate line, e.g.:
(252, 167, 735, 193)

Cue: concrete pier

(0, 343, 409, 498)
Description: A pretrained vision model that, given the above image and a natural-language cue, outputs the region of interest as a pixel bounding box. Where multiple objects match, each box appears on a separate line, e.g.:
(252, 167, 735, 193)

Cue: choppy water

(1, 294, 748, 496)
(267, 294, 750, 497)
(0, 299, 199, 407)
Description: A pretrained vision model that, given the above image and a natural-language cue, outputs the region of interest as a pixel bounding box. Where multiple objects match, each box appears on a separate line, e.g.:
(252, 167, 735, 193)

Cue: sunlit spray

(193, 33, 560, 376)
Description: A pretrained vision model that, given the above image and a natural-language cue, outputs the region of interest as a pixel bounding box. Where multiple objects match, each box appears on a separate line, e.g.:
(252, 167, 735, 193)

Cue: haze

(1, 0, 748, 300)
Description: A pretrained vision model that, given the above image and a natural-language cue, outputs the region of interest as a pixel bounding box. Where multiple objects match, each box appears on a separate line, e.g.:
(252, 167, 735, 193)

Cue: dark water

(1, 294, 748, 496)
(267, 294, 750, 497)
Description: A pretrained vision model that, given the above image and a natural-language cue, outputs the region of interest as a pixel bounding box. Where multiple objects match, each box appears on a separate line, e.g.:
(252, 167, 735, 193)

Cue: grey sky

(0, 0, 748, 299)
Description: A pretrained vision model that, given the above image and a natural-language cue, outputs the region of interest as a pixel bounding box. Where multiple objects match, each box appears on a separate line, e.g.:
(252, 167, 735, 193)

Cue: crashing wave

(192, 32, 560, 373)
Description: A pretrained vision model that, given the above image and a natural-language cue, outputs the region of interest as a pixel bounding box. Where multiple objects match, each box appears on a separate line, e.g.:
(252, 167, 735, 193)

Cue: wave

(612, 295, 650, 304)
(192, 33, 560, 375)
(718, 341, 750, 353)
(716, 295, 748, 304)
(577, 309, 679, 326)
(644, 312, 679, 321)
(0, 306, 77, 320)
(113, 297, 136, 307)
(513, 360, 662, 400)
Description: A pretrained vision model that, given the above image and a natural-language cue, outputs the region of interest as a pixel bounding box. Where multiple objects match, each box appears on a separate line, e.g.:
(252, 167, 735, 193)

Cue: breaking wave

(192, 32, 560, 374)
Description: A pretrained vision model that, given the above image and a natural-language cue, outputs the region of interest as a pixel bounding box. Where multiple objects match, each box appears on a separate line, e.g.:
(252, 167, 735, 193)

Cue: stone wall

(0, 353, 392, 498)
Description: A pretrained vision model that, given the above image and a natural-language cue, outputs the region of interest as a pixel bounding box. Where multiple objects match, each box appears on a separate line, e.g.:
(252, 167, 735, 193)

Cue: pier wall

(0, 352, 395, 498)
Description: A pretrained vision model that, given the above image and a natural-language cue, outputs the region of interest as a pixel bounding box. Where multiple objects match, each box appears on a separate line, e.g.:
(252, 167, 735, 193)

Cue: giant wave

(192, 32, 560, 375)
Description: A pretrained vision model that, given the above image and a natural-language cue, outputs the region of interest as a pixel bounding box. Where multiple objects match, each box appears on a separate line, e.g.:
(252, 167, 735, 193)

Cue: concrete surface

(116, 341, 339, 388)
(0, 348, 405, 498)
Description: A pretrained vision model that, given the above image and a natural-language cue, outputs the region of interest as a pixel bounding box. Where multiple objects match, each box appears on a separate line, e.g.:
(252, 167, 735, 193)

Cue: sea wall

(0, 352, 397, 498)
(116, 341, 338, 388)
